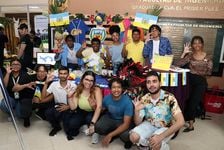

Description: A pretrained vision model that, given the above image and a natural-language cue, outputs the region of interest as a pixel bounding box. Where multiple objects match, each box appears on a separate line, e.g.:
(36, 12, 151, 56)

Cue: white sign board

(34, 15, 48, 35)
(37, 53, 56, 65)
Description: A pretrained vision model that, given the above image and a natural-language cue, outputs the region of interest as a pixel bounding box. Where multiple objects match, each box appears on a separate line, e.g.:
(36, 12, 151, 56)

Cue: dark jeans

(45, 106, 71, 133)
(184, 73, 207, 121)
(95, 114, 132, 143)
(66, 108, 94, 137)
(32, 101, 55, 119)
(0, 97, 32, 119)
(67, 63, 80, 70)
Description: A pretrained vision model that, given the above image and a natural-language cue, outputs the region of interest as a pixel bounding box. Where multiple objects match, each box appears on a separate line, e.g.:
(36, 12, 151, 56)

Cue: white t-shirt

(152, 40, 160, 63)
(67, 49, 78, 64)
(47, 80, 77, 104)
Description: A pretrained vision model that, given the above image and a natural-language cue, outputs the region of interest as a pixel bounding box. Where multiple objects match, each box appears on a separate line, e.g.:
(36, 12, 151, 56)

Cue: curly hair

(75, 70, 96, 99)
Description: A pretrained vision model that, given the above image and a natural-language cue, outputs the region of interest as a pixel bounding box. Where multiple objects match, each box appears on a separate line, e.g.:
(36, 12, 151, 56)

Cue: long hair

(75, 70, 96, 99)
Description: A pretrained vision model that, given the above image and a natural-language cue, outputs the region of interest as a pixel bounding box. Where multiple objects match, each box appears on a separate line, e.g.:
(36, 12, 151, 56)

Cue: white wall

(0, 0, 47, 6)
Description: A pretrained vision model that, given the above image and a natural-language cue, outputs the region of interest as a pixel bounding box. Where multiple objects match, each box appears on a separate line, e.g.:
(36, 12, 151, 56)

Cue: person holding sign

(143, 24, 172, 65)
(175, 36, 213, 132)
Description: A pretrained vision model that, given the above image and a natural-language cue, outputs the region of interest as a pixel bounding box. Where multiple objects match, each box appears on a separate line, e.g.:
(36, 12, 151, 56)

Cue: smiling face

(150, 27, 160, 39)
(132, 31, 141, 42)
(58, 69, 69, 82)
(36, 66, 47, 81)
(111, 32, 120, 43)
(192, 39, 204, 52)
(66, 37, 74, 49)
(146, 75, 161, 95)
(82, 75, 94, 89)
(91, 41, 101, 52)
(111, 81, 123, 100)
(11, 60, 21, 72)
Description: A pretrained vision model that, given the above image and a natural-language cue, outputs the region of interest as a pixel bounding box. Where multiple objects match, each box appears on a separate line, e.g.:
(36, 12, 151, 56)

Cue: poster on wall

(34, 15, 48, 37)
(133, 13, 158, 29)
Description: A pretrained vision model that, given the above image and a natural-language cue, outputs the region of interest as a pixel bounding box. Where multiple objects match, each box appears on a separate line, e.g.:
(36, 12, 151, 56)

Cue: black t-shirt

(20, 34, 33, 67)
(0, 32, 8, 50)
(6, 71, 34, 100)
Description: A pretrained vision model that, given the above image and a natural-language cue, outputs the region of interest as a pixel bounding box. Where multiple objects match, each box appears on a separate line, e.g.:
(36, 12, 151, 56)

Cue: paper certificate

(161, 72, 169, 86)
(49, 12, 69, 27)
(133, 13, 158, 29)
(152, 55, 173, 71)
(170, 73, 178, 87)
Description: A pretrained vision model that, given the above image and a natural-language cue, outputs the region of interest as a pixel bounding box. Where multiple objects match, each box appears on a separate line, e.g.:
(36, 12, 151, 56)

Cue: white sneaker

(91, 133, 99, 144)
(80, 124, 88, 133)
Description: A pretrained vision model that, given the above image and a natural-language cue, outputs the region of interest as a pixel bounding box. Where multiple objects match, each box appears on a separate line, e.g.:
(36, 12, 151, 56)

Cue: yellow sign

(133, 13, 158, 30)
(152, 55, 173, 71)
(49, 12, 69, 27)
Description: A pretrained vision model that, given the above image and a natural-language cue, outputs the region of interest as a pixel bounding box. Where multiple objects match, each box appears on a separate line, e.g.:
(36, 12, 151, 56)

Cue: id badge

(14, 92, 20, 99)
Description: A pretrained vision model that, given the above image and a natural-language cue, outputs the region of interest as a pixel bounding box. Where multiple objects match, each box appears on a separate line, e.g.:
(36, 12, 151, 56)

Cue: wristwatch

(90, 121, 95, 125)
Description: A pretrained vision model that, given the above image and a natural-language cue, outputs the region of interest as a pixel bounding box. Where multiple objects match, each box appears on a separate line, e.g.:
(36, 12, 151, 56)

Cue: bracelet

(90, 121, 95, 125)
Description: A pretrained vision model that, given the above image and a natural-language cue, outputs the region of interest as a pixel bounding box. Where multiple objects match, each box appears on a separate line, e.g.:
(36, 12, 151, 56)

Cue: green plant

(147, 5, 163, 16)
(0, 17, 14, 27)
(112, 14, 124, 23)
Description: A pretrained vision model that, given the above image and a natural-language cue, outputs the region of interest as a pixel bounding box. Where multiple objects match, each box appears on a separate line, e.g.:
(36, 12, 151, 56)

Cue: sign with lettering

(68, 0, 224, 19)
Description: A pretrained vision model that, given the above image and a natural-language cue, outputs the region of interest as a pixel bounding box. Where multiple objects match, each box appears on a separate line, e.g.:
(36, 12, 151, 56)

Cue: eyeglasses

(37, 70, 47, 73)
(84, 78, 94, 82)
(11, 64, 21, 66)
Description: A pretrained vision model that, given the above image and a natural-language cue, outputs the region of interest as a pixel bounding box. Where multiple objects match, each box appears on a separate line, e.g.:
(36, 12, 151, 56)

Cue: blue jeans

(66, 108, 94, 137)
(112, 62, 122, 75)
(0, 97, 32, 118)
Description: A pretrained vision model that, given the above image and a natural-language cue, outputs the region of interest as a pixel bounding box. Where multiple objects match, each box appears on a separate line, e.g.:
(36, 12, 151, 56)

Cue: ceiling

(0, 0, 48, 13)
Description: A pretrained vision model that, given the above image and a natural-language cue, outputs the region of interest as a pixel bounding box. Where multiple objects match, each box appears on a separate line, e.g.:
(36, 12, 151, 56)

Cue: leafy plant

(112, 14, 124, 23)
(0, 17, 14, 27)
(147, 5, 163, 16)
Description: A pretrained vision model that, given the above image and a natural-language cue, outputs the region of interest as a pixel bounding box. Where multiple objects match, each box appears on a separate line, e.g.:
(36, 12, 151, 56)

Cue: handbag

(204, 89, 224, 114)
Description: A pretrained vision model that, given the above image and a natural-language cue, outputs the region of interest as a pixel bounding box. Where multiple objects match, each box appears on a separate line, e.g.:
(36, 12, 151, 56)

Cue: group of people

(0, 23, 213, 149)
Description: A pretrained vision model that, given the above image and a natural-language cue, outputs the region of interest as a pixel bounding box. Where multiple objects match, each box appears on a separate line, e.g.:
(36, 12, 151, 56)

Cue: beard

(148, 87, 160, 95)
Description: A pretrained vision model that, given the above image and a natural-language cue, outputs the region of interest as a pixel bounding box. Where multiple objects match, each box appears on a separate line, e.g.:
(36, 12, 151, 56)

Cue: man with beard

(129, 71, 184, 150)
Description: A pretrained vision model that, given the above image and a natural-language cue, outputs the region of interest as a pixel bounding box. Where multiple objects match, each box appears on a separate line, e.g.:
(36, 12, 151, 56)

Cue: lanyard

(12, 76, 20, 85)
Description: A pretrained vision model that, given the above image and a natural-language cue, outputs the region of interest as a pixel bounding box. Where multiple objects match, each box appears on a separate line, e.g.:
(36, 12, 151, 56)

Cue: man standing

(17, 23, 34, 70)
(143, 24, 172, 65)
(41, 66, 77, 138)
(122, 28, 144, 65)
(0, 24, 8, 69)
(130, 71, 184, 150)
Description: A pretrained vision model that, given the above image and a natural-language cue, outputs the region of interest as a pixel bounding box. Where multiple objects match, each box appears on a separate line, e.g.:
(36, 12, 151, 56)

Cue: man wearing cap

(0, 24, 8, 69)
(17, 23, 34, 71)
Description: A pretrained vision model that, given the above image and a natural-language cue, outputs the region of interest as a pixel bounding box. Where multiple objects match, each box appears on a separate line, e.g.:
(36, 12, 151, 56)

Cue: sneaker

(137, 145, 150, 150)
(80, 124, 88, 133)
(23, 118, 30, 128)
(91, 133, 99, 144)
(124, 141, 133, 149)
(7, 117, 12, 122)
(34, 111, 46, 120)
(49, 127, 62, 136)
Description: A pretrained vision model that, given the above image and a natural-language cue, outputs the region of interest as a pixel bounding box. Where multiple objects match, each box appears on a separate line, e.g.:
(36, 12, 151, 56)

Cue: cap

(0, 23, 4, 29)
(18, 23, 28, 29)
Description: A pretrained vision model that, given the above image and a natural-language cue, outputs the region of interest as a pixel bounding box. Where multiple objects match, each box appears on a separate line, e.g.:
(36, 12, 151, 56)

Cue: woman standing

(67, 71, 102, 140)
(176, 36, 213, 132)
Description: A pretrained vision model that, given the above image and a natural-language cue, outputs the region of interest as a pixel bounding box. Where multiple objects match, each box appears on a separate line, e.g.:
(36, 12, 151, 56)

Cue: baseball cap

(0, 23, 4, 29)
(18, 23, 28, 29)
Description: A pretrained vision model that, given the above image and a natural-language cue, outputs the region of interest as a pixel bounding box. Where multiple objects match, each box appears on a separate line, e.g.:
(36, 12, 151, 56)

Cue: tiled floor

(0, 109, 224, 150)
(0, 91, 224, 150)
